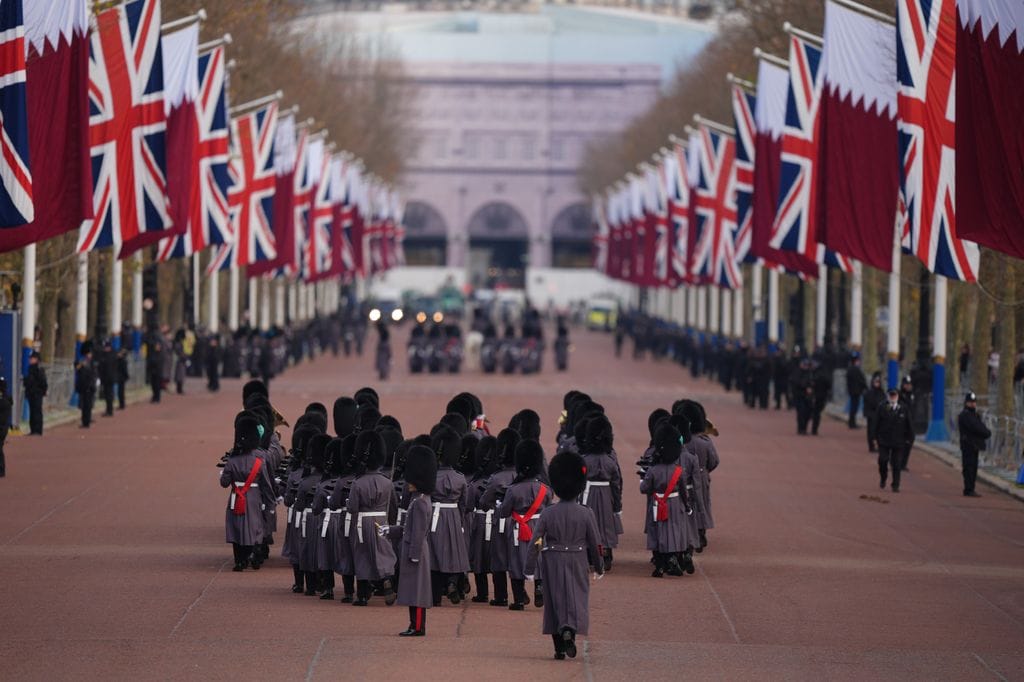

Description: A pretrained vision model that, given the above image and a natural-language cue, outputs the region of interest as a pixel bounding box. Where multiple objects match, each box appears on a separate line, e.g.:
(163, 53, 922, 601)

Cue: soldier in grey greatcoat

(428, 426, 471, 605)
(579, 416, 624, 571)
(467, 436, 498, 602)
(640, 423, 696, 578)
(384, 444, 436, 637)
(327, 434, 358, 602)
(346, 430, 398, 606)
(220, 413, 273, 571)
(678, 401, 719, 551)
(312, 438, 343, 600)
(282, 425, 316, 592)
(499, 440, 553, 610)
(478, 428, 521, 606)
(526, 450, 604, 660)
(297, 435, 330, 594)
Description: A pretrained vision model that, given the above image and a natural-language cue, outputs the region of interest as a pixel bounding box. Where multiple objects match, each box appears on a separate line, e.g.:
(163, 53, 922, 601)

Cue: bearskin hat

(457, 434, 478, 476)
(572, 414, 591, 449)
(648, 408, 670, 439)
(563, 390, 582, 410)
(354, 430, 386, 472)
(474, 436, 499, 476)
(653, 423, 682, 464)
(455, 392, 483, 419)
(404, 444, 437, 495)
(515, 409, 542, 442)
(432, 425, 463, 467)
(668, 414, 693, 445)
(305, 402, 328, 419)
(549, 450, 587, 501)
(290, 424, 319, 467)
(354, 387, 380, 409)
(514, 439, 545, 479)
(325, 438, 345, 476)
(446, 395, 476, 424)
(234, 413, 262, 452)
(339, 433, 358, 476)
(392, 439, 413, 480)
(303, 411, 328, 434)
(496, 428, 521, 468)
(333, 397, 358, 438)
(242, 379, 268, 404)
(440, 412, 469, 435)
(377, 415, 403, 435)
(585, 415, 614, 454)
(355, 405, 381, 433)
(378, 426, 404, 469)
(307, 434, 332, 472)
(675, 399, 707, 435)
(412, 433, 432, 448)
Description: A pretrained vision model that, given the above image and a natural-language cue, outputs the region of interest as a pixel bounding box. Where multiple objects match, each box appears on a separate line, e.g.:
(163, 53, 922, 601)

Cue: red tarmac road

(2, 330, 1023, 681)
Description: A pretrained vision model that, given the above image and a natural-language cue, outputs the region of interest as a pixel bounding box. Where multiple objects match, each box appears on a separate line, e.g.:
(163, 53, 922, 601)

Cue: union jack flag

(228, 102, 277, 267)
(897, 0, 978, 281)
(666, 143, 689, 284)
(78, 0, 171, 258)
(306, 146, 334, 281)
(330, 158, 356, 279)
(158, 46, 230, 261)
(770, 35, 852, 273)
(0, 0, 32, 226)
(732, 85, 756, 264)
(691, 125, 742, 289)
(648, 162, 670, 285)
(289, 130, 313, 279)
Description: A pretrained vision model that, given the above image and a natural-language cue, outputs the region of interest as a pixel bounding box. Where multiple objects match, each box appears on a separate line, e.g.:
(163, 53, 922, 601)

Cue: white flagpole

(850, 260, 863, 349)
(132, 252, 143, 330)
(111, 257, 123, 348)
(815, 263, 827, 348)
(191, 253, 201, 329)
(207, 263, 220, 334)
(228, 266, 240, 332)
(708, 286, 720, 335)
(697, 286, 707, 330)
(287, 281, 297, 323)
(22, 244, 36, 368)
(686, 286, 697, 328)
(926, 275, 949, 441)
(260, 278, 271, 331)
(275, 279, 286, 327)
(768, 268, 780, 344)
(733, 285, 744, 340)
(751, 263, 763, 338)
(75, 253, 88, 358)
(721, 289, 733, 338)
(886, 231, 901, 389)
(247, 275, 258, 329)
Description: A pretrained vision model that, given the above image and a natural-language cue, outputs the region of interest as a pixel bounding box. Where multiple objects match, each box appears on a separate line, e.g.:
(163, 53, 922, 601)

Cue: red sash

(652, 466, 682, 522)
(511, 484, 548, 542)
(231, 458, 263, 516)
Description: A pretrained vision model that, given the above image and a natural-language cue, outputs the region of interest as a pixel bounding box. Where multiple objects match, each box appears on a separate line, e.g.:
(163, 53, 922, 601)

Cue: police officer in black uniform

(875, 388, 913, 492)
(957, 392, 991, 498)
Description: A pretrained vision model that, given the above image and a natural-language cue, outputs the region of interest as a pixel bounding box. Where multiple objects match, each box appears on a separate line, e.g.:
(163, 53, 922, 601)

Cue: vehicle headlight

(433, 312, 444, 323)
(391, 308, 404, 322)
(368, 308, 381, 322)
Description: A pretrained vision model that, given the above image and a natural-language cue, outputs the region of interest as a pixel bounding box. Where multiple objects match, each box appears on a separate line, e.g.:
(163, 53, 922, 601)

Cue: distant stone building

(306, 6, 715, 286)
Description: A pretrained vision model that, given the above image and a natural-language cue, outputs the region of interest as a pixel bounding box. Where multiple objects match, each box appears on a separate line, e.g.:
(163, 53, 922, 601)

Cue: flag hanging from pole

(666, 143, 690, 286)
(306, 144, 333, 282)
(227, 102, 277, 268)
(157, 43, 230, 261)
(897, 0, 978, 281)
(731, 85, 756, 265)
(770, 34, 852, 273)
(0, 0, 32, 227)
(78, 0, 172, 259)
(955, 1, 1024, 261)
(691, 125, 741, 289)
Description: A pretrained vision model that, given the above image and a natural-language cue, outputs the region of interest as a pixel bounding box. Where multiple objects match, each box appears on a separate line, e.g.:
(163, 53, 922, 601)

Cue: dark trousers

(27, 395, 43, 434)
(961, 447, 979, 493)
(150, 378, 161, 403)
(102, 383, 115, 415)
(231, 543, 252, 565)
(473, 572, 489, 598)
(510, 578, 528, 605)
(408, 606, 426, 632)
(491, 571, 508, 602)
(848, 394, 862, 427)
(116, 382, 126, 409)
(796, 397, 812, 434)
(0, 427, 7, 476)
(903, 444, 913, 470)
(80, 393, 94, 426)
(431, 570, 457, 605)
(866, 416, 878, 451)
(341, 573, 355, 597)
(878, 445, 902, 489)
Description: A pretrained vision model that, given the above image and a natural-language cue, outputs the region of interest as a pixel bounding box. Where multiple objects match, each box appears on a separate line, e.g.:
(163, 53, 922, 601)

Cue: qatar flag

(158, 24, 198, 246)
(817, 0, 898, 272)
(0, 0, 91, 252)
(956, 0, 1024, 260)
(751, 58, 817, 279)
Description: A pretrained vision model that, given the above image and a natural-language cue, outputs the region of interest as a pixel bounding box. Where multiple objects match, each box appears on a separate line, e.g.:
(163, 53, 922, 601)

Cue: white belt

(356, 511, 387, 543)
(431, 502, 459, 532)
(344, 512, 352, 538)
(582, 480, 610, 505)
(474, 509, 494, 541)
(320, 509, 337, 538)
(512, 512, 541, 547)
(286, 506, 294, 524)
(300, 509, 311, 538)
(294, 508, 303, 529)
(397, 508, 407, 525)
(233, 481, 258, 488)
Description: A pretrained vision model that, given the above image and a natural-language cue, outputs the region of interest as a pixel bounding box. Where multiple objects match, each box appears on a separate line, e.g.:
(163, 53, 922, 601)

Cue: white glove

(525, 574, 535, 581)
(376, 524, 390, 537)
(593, 572, 605, 581)
(615, 511, 622, 516)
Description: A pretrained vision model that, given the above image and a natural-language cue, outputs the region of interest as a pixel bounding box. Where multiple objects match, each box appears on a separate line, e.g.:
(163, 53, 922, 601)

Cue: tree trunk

(995, 252, 1016, 417)
(970, 249, 994, 396)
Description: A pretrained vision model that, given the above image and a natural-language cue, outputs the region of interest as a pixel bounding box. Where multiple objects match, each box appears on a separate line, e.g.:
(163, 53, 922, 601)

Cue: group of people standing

(220, 382, 721, 658)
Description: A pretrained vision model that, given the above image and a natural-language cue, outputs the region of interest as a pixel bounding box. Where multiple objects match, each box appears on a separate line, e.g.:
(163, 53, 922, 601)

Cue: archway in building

(466, 201, 529, 289)
(550, 202, 594, 268)
(402, 201, 448, 266)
